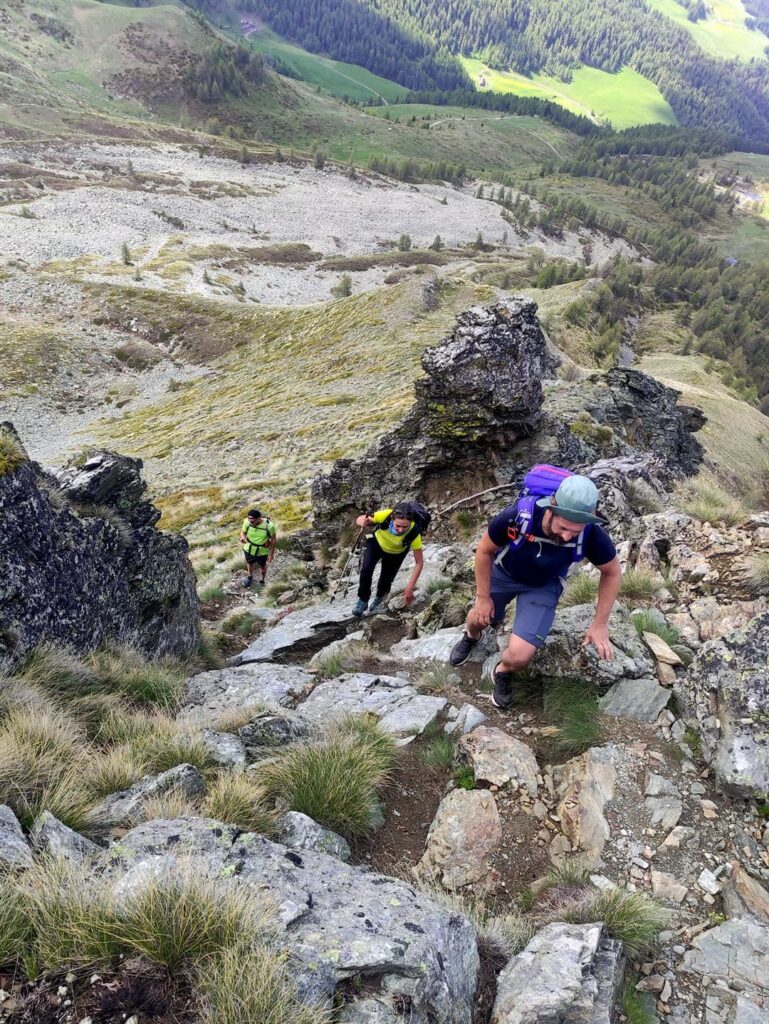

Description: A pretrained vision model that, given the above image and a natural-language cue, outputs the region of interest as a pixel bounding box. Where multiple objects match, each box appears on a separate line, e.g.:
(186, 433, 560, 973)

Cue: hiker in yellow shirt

(239, 509, 277, 588)
(352, 503, 425, 616)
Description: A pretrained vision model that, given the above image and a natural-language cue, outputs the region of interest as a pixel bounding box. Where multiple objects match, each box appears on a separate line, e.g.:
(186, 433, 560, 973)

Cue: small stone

(652, 870, 688, 903)
(690, 781, 706, 795)
(697, 869, 721, 895)
(637, 975, 666, 993)
(701, 800, 719, 820)
(662, 825, 694, 848)
(57, 986, 68, 997)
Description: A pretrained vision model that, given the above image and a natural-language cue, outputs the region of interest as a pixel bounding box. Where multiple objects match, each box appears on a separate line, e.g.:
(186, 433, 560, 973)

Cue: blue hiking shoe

(369, 594, 389, 614)
(352, 598, 368, 617)
(242, 577, 252, 588)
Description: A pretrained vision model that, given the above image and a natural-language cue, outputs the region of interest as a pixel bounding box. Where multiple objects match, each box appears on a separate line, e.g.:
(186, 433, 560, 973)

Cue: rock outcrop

(0, 428, 199, 670)
(684, 613, 769, 799)
(312, 299, 551, 526)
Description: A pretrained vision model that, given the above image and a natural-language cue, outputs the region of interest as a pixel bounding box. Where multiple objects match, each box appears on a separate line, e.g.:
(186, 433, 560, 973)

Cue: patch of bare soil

(3, 960, 195, 1024)
(352, 742, 450, 877)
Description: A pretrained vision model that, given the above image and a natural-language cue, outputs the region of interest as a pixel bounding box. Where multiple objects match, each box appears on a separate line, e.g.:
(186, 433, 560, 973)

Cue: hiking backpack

(494, 464, 592, 568)
(378, 501, 432, 548)
(245, 516, 272, 554)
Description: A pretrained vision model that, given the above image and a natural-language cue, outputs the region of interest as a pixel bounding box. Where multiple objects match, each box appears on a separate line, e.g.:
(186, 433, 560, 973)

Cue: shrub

(453, 764, 475, 790)
(259, 719, 395, 837)
(20, 205, 37, 219)
(675, 476, 746, 527)
(429, 234, 443, 251)
(398, 233, 412, 252)
(197, 942, 331, 1024)
(746, 552, 769, 596)
(561, 572, 599, 607)
(121, 242, 132, 266)
(330, 273, 353, 298)
(203, 772, 279, 835)
(313, 150, 326, 170)
(559, 888, 668, 960)
(620, 569, 660, 604)
(426, 577, 454, 595)
(0, 429, 27, 476)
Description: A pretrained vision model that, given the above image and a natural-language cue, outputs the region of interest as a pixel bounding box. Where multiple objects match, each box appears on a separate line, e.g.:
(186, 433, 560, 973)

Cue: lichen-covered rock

(312, 300, 550, 527)
(491, 922, 625, 1024)
(300, 672, 446, 741)
(0, 804, 32, 870)
(554, 745, 620, 868)
(30, 811, 101, 864)
(238, 709, 311, 758)
(90, 764, 206, 828)
(0, 429, 199, 670)
(177, 663, 313, 727)
(110, 817, 480, 1022)
(457, 727, 539, 794)
(416, 788, 502, 892)
(278, 811, 351, 862)
(684, 613, 769, 798)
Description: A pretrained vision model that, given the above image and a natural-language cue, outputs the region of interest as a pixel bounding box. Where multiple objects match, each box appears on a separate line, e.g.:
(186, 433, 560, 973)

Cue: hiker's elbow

(597, 557, 622, 580)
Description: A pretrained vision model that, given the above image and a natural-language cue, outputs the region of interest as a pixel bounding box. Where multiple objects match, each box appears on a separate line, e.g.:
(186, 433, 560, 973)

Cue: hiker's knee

(500, 635, 537, 672)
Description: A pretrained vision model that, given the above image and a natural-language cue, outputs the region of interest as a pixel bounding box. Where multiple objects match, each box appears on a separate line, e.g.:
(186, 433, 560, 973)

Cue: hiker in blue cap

(449, 465, 622, 710)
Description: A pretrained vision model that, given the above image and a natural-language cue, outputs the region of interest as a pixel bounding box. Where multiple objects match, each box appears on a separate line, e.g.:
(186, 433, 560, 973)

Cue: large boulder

(311, 300, 551, 527)
(0, 804, 32, 870)
(553, 745, 620, 868)
(683, 613, 769, 798)
(0, 429, 199, 670)
(177, 663, 314, 727)
(415, 788, 502, 893)
(110, 817, 480, 1022)
(491, 922, 625, 1024)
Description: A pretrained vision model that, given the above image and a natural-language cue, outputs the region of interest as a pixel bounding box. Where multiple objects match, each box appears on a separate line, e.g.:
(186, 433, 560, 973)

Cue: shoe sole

(490, 693, 513, 710)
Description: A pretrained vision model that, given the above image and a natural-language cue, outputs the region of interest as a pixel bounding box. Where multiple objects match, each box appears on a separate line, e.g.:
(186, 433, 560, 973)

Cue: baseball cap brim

(536, 495, 604, 525)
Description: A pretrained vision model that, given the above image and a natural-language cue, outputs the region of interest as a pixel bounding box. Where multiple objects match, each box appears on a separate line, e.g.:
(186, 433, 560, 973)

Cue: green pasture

(646, 0, 769, 60)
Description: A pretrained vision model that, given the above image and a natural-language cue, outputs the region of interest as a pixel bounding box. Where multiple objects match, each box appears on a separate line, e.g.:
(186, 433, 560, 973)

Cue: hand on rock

(583, 623, 613, 660)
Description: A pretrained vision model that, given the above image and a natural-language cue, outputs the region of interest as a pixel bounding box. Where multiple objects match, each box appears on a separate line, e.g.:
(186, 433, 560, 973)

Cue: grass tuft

(0, 429, 27, 477)
(561, 572, 599, 607)
(745, 552, 769, 596)
(419, 731, 455, 769)
(558, 888, 668, 960)
(675, 476, 746, 527)
(203, 773, 280, 835)
(313, 650, 344, 679)
(542, 679, 605, 755)
(631, 611, 679, 647)
(258, 717, 395, 838)
(619, 570, 661, 604)
(625, 479, 663, 515)
(197, 942, 331, 1024)
(621, 977, 658, 1024)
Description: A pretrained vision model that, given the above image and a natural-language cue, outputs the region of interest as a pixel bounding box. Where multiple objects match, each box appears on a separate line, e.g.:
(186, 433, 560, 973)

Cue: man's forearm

(594, 570, 621, 626)
(475, 549, 495, 599)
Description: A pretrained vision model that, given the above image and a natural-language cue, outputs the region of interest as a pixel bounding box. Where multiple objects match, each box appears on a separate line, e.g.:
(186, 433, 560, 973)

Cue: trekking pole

(329, 526, 365, 604)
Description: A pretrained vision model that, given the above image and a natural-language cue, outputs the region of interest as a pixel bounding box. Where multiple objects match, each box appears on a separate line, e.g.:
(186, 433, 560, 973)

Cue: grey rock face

(684, 614, 769, 798)
(445, 703, 487, 736)
(111, 818, 480, 1022)
(491, 923, 625, 1024)
(706, 991, 769, 1024)
(599, 677, 671, 723)
(237, 602, 358, 664)
(683, 918, 769, 992)
(278, 811, 351, 862)
(300, 672, 446, 741)
(177, 663, 313, 727)
(239, 710, 312, 758)
(30, 811, 101, 864)
(0, 804, 33, 869)
(311, 300, 550, 527)
(390, 627, 497, 664)
(91, 764, 206, 828)
(554, 745, 619, 868)
(0, 430, 200, 671)
(199, 729, 247, 768)
(416, 788, 502, 892)
(457, 727, 539, 793)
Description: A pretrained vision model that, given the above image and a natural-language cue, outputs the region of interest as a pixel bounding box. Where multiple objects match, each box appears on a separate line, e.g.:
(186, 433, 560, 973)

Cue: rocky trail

(2, 299, 769, 1023)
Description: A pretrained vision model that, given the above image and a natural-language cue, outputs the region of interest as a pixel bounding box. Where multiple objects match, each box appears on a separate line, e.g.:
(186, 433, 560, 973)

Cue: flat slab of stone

(390, 627, 496, 664)
(177, 663, 313, 726)
(445, 703, 487, 736)
(0, 804, 33, 870)
(458, 727, 539, 794)
(237, 601, 357, 663)
(683, 918, 769, 991)
(111, 817, 479, 1022)
(299, 673, 446, 740)
(599, 677, 670, 722)
(652, 870, 688, 904)
(642, 631, 683, 665)
(278, 811, 351, 862)
(491, 923, 624, 1024)
(416, 788, 502, 892)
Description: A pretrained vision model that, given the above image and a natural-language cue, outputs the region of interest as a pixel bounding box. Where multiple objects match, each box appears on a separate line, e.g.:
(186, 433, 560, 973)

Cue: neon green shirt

(371, 508, 423, 555)
(242, 517, 276, 556)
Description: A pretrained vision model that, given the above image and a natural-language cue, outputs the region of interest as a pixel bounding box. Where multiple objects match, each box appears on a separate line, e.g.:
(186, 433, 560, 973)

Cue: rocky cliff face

(311, 299, 705, 533)
(0, 425, 199, 670)
(312, 299, 553, 526)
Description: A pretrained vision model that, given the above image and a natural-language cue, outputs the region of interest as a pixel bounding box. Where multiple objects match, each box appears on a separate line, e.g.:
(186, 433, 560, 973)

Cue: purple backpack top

(495, 464, 592, 567)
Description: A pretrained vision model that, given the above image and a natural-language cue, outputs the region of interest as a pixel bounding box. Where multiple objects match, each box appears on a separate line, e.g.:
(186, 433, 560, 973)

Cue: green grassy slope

(646, 0, 769, 60)
(461, 58, 678, 129)
(247, 28, 407, 103)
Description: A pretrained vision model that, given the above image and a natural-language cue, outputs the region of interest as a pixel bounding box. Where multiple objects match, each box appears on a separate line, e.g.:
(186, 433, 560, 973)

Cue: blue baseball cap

(536, 475, 602, 525)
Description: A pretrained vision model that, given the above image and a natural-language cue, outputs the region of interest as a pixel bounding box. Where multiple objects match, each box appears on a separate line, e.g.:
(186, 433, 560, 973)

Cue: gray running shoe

(449, 632, 479, 666)
(491, 668, 514, 710)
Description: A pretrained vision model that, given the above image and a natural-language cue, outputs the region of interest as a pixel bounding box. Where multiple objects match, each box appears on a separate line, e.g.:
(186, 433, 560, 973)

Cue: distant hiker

(449, 466, 621, 709)
(240, 509, 277, 588)
(352, 502, 429, 616)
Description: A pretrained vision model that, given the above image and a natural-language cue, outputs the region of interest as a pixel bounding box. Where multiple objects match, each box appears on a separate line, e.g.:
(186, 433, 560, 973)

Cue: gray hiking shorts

(490, 563, 562, 648)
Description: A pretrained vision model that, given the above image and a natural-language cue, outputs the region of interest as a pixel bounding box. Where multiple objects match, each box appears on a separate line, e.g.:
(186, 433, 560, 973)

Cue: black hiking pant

(357, 537, 407, 602)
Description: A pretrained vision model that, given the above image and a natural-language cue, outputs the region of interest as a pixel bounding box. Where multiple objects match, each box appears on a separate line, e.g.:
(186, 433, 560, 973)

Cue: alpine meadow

(2, 2, 769, 1024)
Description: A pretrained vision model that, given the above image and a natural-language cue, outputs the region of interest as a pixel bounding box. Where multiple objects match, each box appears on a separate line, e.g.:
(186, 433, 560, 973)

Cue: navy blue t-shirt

(487, 502, 616, 586)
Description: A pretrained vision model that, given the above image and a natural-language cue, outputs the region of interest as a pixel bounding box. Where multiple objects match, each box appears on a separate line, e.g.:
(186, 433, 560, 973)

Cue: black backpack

(379, 501, 432, 547)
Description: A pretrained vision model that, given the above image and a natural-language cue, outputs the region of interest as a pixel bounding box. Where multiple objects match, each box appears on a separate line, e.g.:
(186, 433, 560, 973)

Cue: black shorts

(244, 552, 268, 567)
